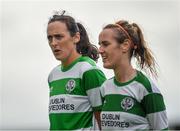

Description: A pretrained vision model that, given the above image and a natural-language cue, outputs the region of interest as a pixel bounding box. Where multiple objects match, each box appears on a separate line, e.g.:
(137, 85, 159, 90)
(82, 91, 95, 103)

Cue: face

(47, 21, 79, 65)
(99, 29, 127, 69)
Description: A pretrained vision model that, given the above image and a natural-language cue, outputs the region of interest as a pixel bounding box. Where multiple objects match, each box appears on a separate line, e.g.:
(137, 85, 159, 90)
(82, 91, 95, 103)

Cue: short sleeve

(82, 69, 106, 111)
(141, 93, 168, 129)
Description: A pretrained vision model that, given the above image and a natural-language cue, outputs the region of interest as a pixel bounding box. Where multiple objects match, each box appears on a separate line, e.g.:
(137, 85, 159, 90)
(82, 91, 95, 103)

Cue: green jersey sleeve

(82, 68, 106, 111)
(141, 93, 168, 129)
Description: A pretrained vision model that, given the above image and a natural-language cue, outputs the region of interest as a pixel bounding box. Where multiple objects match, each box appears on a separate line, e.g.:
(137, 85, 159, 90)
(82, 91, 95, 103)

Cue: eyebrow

(98, 41, 110, 45)
(47, 34, 63, 38)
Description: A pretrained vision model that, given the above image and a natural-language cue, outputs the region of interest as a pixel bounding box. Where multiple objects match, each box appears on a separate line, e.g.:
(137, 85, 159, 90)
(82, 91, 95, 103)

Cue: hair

(103, 20, 157, 77)
(48, 11, 99, 62)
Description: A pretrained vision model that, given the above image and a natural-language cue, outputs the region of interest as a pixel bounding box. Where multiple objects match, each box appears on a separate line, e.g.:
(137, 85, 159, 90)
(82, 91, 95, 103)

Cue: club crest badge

(121, 97, 134, 111)
(66, 79, 76, 93)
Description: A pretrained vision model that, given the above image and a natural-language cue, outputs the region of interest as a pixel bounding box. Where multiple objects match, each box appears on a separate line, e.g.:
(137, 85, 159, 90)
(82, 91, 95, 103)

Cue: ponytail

(76, 23, 99, 62)
(131, 23, 157, 77)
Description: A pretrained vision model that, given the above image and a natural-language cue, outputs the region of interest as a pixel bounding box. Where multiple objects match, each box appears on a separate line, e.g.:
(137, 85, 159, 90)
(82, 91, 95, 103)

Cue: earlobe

(74, 38, 79, 44)
(74, 32, 80, 44)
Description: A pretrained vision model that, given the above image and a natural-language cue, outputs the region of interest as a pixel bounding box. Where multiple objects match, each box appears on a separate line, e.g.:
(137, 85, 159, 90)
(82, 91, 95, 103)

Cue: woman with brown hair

(98, 20, 168, 130)
(47, 11, 106, 130)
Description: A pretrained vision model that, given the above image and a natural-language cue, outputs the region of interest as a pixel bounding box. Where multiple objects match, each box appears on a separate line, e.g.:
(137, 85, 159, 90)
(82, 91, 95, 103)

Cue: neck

(114, 63, 136, 83)
(62, 51, 81, 67)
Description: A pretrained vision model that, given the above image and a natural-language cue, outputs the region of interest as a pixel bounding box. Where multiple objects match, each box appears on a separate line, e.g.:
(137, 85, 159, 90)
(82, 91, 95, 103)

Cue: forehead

(47, 21, 69, 34)
(99, 28, 116, 41)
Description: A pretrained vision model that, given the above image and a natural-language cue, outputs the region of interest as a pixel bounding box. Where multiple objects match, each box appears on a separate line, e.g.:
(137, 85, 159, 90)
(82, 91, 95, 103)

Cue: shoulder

(100, 77, 114, 88)
(79, 56, 96, 66)
(135, 71, 160, 94)
(78, 56, 96, 69)
(100, 77, 114, 96)
(78, 56, 100, 73)
(80, 57, 106, 80)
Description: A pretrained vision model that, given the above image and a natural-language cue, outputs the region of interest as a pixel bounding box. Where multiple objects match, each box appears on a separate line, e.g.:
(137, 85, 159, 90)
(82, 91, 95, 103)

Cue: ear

(73, 32, 80, 44)
(121, 39, 131, 53)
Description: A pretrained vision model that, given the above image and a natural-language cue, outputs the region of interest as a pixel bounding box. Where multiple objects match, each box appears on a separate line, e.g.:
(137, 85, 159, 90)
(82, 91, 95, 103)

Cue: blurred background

(0, 0, 180, 130)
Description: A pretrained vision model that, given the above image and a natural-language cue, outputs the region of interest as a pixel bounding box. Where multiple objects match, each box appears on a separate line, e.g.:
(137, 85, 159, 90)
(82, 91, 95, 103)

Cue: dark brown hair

(48, 11, 99, 62)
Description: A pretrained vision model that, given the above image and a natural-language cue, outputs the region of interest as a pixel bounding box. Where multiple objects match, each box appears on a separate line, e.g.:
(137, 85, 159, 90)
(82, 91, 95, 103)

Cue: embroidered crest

(121, 97, 134, 111)
(66, 79, 76, 93)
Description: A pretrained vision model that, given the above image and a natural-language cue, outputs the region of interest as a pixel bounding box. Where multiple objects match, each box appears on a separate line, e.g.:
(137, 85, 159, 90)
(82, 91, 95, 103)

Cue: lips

(101, 56, 108, 62)
(54, 49, 59, 51)
(53, 49, 62, 55)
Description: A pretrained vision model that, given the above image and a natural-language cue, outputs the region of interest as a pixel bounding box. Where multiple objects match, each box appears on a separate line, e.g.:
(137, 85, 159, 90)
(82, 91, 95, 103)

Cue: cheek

(108, 48, 121, 62)
(60, 39, 74, 49)
(62, 43, 76, 55)
(108, 47, 119, 57)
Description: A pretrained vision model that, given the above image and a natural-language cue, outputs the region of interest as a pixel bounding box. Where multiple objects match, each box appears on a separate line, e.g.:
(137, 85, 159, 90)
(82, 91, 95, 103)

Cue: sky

(0, 0, 180, 129)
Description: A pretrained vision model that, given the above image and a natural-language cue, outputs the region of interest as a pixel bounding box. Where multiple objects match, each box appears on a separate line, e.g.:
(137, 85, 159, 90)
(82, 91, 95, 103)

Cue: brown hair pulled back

(104, 20, 157, 77)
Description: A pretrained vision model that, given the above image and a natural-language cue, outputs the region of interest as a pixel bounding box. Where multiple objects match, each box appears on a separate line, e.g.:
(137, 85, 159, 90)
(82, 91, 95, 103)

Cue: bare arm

(94, 111, 101, 130)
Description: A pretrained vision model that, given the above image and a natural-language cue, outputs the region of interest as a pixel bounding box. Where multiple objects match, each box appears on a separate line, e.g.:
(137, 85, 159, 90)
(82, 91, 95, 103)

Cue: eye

(47, 35, 52, 43)
(54, 34, 63, 40)
(100, 41, 110, 47)
(103, 43, 109, 47)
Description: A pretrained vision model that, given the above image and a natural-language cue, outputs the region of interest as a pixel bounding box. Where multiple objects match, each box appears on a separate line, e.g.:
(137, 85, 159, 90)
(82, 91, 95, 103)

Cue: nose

(51, 37, 58, 47)
(98, 46, 104, 54)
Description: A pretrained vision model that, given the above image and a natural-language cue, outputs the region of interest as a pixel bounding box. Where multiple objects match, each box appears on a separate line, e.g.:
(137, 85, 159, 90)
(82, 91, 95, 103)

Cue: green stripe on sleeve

(141, 93, 166, 114)
(135, 71, 152, 93)
(82, 69, 106, 91)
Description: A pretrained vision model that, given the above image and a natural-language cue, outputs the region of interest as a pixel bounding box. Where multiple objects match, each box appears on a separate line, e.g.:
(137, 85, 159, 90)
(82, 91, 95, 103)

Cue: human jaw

(101, 55, 112, 69)
(52, 46, 65, 60)
(99, 41, 120, 69)
(101, 46, 119, 69)
(53, 40, 76, 63)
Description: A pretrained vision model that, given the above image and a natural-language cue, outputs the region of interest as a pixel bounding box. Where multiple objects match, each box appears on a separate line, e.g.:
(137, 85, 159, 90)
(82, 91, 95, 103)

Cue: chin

(55, 57, 62, 61)
(103, 63, 113, 69)
(54, 56, 63, 61)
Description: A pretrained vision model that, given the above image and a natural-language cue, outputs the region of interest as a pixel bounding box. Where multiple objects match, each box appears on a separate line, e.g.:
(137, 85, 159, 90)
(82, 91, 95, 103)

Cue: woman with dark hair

(98, 20, 168, 130)
(47, 11, 106, 130)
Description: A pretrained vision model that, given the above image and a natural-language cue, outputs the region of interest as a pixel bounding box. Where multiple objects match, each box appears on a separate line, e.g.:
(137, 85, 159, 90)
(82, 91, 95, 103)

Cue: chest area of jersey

(101, 95, 148, 129)
(49, 78, 85, 96)
(102, 94, 145, 117)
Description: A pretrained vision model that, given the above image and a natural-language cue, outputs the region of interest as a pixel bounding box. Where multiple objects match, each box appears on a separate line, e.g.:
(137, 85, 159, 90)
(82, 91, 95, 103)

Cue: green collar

(61, 56, 82, 72)
(114, 71, 139, 86)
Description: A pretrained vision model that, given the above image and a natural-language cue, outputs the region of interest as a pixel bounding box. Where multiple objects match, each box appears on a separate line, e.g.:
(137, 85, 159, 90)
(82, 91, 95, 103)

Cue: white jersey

(48, 56, 106, 130)
(100, 71, 168, 130)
